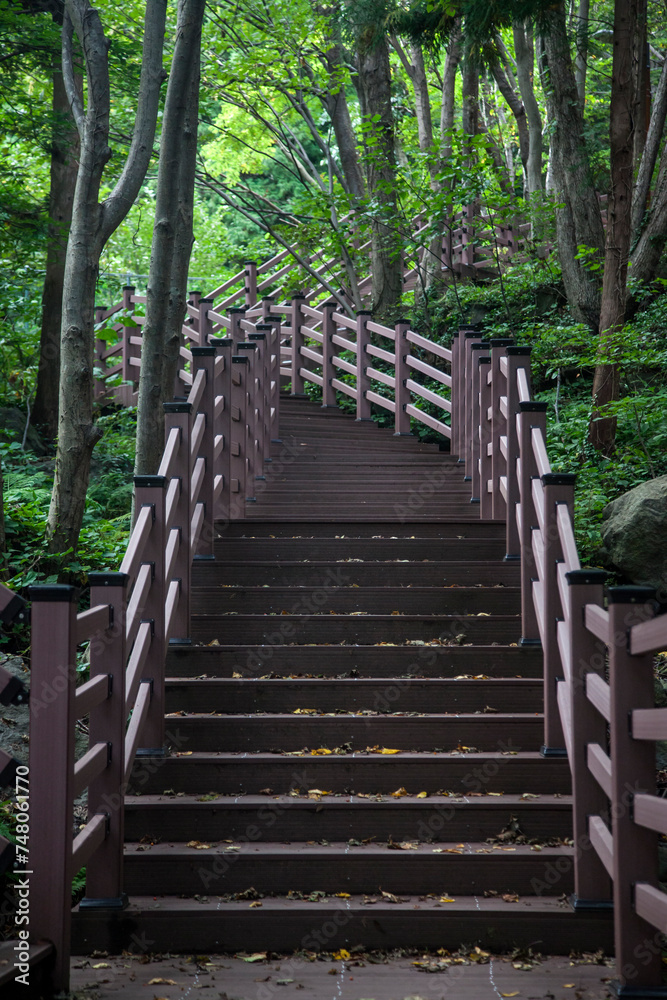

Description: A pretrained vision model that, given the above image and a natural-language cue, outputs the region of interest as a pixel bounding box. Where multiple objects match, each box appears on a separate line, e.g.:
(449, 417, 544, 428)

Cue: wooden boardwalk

(72, 397, 612, 959)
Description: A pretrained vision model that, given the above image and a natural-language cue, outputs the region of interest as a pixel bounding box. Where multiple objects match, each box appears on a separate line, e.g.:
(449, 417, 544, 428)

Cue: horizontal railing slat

(405, 355, 452, 386)
(71, 812, 107, 879)
(589, 815, 614, 878)
(584, 604, 609, 644)
(586, 672, 611, 722)
(629, 614, 667, 656)
(405, 378, 451, 412)
(587, 742, 612, 798)
(633, 794, 667, 835)
(366, 390, 395, 413)
(76, 605, 111, 646)
(406, 330, 452, 361)
(635, 883, 667, 933)
(404, 403, 451, 438)
(631, 707, 667, 741)
(119, 505, 153, 582)
(73, 741, 109, 799)
(124, 681, 152, 782)
(75, 674, 110, 719)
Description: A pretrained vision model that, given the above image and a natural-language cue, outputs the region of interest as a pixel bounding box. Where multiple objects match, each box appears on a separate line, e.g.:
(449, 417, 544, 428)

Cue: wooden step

(124, 793, 572, 843)
(121, 841, 574, 896)
(192, 586, 521, 616)
(162, 713, 543, 752)
(164, 678, 542, 714)
(166, 643, 543, 678)
(214, 521, 506, 538)
(193, 560, 521, 588)
(128, 751, 571, 796)
(0, 940, 54, 998)
(212, 537, 508, 560)
(71, 894, 614, 955)
(190, 612, 522, 645)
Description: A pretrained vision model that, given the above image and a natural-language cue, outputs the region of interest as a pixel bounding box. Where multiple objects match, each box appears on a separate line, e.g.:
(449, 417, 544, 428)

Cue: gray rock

(600, 475, 667, 596)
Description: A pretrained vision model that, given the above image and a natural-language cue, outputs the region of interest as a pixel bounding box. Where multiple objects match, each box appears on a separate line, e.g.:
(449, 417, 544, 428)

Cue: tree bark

(629, 141, 667, 283)
(589, 0, 638, 454)
(357, 28, 402, 319)
(539, 1, 604, 329)
(574, 0, 590, 110)
(321, 35, 366, 200)
(0, 465, 6, 581)
(631, 54, 667, 240)
(135, 0, 205, 477)
(47, 0, 166, 557)
(513, 21, 543, 196)
(488, 44, 530, 183)
(31, 67, 81, 442)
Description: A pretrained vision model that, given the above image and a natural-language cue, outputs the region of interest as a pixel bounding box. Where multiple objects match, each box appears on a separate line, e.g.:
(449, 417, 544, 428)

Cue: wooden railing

(17, 193, 659, 994)
(457, 332, 667, 995)
(27, 321, 281, 991)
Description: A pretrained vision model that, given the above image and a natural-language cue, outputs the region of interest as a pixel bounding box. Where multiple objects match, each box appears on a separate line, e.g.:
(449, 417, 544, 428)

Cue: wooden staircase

(72, 398, 612, 954)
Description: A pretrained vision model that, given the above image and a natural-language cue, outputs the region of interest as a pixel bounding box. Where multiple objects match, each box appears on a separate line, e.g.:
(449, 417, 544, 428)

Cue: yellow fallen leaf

(311, 748, 333, 755)
(564, 986, 576, 989)
(333, 949, 350, 960)
(92, 963, 110, 969)
(501, 993, 519, 998)
(381, 747, 400, 754)
(391, 787, 408, 798)
(249, 900, 263, 908)
(334, 892, 351, 898)
(186, 840, 211, 849)
(243, 953, 267, 962)
(148, 979, 177, 986)
(417, 791, 428, 798)
(439, 896, 456, 902)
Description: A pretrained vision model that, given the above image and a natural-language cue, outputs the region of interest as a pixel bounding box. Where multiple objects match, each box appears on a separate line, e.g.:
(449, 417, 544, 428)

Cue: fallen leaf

(243, 953, 267, 963)
(439, 896, 456, 902)
(186, 841, 211, 849)
(500, 993, 519, 998)
(417, 791, 428, 798)
(311, 748, 332, 755)
(148, 979, 177, 986)
(334, 892, 351, 898)
(249, 900, 263, 908)
(333, 949, 350, 960)
(92, 963, 111, 969)
(391, 787, 408, 798)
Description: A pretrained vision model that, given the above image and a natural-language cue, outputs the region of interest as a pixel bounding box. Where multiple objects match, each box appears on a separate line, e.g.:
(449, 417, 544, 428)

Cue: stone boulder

(600, 475, 667, 595)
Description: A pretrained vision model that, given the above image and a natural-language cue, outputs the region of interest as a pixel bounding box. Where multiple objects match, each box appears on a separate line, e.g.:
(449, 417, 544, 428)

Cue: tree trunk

(488, 45, 530, 183)
(31, 67, 81, 442)
(574, 0, 590, 110)
(631, 55, 667, 240)
(539, 1, 604, 329)
(135, 0, 205, 477)
(47, 0, 166, 558)
(322, 36, 366, 200)
(0, 465, 6, 581)
(589, 0, 638, 454)
(633, 0, 650, 176)
(425, 24, 462, 291)
(357, 28, 402, 319)
(629, 142, 667, 283)
(513, 22, 543, 196)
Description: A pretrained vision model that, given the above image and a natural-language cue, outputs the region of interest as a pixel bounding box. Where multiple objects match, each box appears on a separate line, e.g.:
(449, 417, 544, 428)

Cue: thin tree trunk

(574, 0, 590, 110)
(357, 28, 402, 319)
(633, 0, 650, 176)
(31, 67, 81, 442)
(629, 141, 667, 283)
(321, 36, 366, 200)
(539, 1, 604, 329)
(135, 0, 205, 477)
(631, 54, 667, 239)
(589, 0, 638, 454)
(489, 44, 530, 183)
(425, 23, 462, 290)
(0, 465, 6, 581)
(513, 22, 543, 196)
(47, 0, 167, 557)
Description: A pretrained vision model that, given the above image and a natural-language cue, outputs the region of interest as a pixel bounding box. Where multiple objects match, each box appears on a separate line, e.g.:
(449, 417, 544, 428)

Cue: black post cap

(519, 401, 548, 412)
(237, 342, 257, 351)
(565, 569, 608, 586)
(541, 472, 576, 486)
(507, 345, 532, 356)
(232, 356, 249, 365)
(133, 475, 167, 489)
(29, 584, 77, 603)
(164, 401, 192, 414)
(607, 586, 656, 604)
(210, 337, 233, 347)
(192, 346, 217, 357)
(88, 572, 130, 587)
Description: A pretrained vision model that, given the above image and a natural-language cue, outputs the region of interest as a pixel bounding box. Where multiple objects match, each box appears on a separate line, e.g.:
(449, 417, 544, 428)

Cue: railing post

(489, 338, 514, 519)
(463, 334, 484, 481)
(237, 342, 258, 501)
(540, 472, 575, 756)
(121, 285, 137, 395)
(505, 347, 532, 560)
(133, 475, 167, 751)
(198, 298, 214, 347)
(518, 401, 548, 644)
(230, 355, 249, 518)
(450, 331, 461, 455)
(94, 304, 108, 402)
(210, 337, 233, 519)
(229, 306, 246, 347)
(394, 319, 411, 435)
(455, 329, 479, 467)
(187, 289, 202, 342)
(162, 404, 191, 640)
(81, 572, 129, 910)
(356, 309, 372, 421)
(607, 587, 661, 993)
(265, 314, 282, 445)
(470, 343, 490, 502)
(478, 356, 493, 518)
(461, 203, 475, 274)
(564, 569, 612, 910)
(322, 303, 337, 409)
(291, 294, 306, 395)
(192, 347, 217, 558)
(29, 584, 78, 993)
(261, 296, 274, 321)
(251, 328, 270, 469)
(244, 261, 258, 307)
